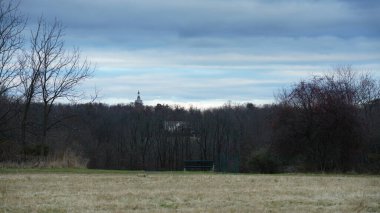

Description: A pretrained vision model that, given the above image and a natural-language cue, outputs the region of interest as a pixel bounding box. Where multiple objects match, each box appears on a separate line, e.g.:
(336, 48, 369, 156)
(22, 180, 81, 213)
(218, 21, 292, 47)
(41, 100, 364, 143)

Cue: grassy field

(0, 169, 379, 212)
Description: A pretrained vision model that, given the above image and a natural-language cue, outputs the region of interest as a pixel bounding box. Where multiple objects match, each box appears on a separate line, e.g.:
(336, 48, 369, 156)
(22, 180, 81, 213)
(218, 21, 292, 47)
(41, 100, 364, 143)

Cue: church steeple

(135, 90, 143, 106)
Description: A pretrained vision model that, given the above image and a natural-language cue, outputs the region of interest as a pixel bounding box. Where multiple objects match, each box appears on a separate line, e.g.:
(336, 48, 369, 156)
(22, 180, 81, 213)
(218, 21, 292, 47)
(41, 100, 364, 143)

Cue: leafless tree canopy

(30, 18, 91, 104)
(273, 67, 380, 172)
(0, 0, 24, 96)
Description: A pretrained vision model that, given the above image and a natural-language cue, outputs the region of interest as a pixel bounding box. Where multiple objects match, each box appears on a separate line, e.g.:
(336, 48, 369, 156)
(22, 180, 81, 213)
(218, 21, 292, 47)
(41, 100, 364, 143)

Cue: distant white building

(164, 121, 199, 141)
(164, 121, 188, 132)
(134, 91, 143, 106)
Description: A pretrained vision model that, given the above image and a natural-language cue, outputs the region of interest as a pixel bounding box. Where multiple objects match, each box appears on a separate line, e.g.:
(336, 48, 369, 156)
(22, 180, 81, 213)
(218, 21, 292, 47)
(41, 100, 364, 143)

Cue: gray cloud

(21, 0, 379, 39)
(18, 0, 380, 106)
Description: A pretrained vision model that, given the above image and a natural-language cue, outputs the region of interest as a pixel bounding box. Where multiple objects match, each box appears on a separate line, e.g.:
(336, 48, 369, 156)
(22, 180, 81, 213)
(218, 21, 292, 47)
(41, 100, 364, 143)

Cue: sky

(19, 0, 380, 108)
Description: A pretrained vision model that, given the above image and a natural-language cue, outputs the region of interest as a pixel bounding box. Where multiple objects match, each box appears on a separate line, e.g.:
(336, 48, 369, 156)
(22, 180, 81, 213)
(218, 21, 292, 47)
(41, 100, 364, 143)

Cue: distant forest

(1, 0, 380, 173)
(2, 68, 380, 173)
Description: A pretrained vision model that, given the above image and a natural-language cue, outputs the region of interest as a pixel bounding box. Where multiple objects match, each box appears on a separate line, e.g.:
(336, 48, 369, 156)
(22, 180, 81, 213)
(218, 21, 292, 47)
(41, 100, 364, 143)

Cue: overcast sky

(20, 0, 380, 107)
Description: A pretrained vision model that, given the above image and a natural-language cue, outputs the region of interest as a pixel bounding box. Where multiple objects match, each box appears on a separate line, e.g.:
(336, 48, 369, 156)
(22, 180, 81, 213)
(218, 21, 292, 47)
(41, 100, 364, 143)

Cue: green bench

(183, 160, 214, 171)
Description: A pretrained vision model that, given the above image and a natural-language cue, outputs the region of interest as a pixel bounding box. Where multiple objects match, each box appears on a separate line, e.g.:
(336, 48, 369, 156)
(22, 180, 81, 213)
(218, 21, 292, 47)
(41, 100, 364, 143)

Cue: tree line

(1, 0, 380, 173)
(2, 68, 380, 173)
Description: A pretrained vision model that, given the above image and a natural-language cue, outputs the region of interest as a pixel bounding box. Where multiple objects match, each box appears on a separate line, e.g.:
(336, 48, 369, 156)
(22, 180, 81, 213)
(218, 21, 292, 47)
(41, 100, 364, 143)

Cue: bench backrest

(184, 160, 214, 171)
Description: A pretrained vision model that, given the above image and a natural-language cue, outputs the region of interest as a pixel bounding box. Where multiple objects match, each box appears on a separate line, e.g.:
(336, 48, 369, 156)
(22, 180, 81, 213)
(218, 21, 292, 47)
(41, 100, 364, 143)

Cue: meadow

(0, 169, 379, 212)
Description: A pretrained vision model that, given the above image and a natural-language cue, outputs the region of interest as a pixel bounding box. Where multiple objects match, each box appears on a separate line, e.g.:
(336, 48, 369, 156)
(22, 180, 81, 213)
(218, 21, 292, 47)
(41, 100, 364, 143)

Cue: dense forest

(1, 0, 380, 173)
(2, 68, 380, 173)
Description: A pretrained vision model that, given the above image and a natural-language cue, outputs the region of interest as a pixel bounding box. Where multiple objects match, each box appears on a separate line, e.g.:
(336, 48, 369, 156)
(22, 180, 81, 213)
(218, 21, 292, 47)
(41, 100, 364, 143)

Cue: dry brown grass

(0, 171, 379, 212)
(0, 149, 88, 169)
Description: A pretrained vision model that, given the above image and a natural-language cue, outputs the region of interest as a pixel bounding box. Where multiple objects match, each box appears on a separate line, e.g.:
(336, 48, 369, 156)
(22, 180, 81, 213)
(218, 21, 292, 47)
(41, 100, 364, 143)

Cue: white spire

(135, 90, 143, 105)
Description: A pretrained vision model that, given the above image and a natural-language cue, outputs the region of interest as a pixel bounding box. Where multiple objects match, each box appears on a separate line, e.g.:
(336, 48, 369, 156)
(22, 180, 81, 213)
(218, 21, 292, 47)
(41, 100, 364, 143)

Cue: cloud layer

(20, 0, 380, 106)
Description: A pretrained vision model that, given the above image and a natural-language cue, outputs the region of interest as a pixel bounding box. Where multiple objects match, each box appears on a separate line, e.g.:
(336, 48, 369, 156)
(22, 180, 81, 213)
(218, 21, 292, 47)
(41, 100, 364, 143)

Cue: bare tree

(273, 67, 380, 172)
(27, 17, 91, 155)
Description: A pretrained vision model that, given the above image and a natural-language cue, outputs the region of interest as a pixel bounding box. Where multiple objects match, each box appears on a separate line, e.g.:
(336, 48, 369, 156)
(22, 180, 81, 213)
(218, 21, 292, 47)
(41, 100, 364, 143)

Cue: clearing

(0, 169, 379, 212)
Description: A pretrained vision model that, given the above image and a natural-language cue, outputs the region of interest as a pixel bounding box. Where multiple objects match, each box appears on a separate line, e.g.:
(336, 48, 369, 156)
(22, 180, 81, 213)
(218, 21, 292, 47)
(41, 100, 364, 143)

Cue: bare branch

(0, 0, 25, 97)
(25, 17, 93, 149)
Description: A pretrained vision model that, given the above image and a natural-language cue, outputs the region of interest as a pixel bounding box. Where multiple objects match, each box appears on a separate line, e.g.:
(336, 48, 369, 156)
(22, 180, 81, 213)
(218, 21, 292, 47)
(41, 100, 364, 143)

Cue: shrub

(248, 148, 279, 173)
